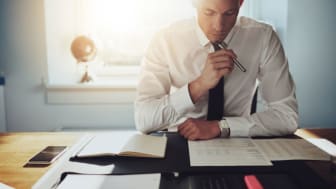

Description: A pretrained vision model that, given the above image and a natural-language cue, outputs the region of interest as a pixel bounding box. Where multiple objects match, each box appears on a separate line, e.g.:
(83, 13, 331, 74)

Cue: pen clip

(217, 42, 247, 72)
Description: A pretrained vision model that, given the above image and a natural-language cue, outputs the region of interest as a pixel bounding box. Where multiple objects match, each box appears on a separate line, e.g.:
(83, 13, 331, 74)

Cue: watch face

(219, 120, 230, 137)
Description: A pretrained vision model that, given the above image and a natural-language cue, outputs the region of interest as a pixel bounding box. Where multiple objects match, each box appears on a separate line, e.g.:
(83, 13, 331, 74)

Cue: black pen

(217, 42, 247, 72)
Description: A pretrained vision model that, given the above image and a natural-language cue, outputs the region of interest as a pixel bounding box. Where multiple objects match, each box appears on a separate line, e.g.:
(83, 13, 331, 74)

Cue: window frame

(43, 0, 253, 104)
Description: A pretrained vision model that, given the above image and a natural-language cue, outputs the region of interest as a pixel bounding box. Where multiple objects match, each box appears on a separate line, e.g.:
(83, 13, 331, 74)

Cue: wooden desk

(295, 128, 336, 186)
(0, 132, 82, 189)
(295, 128, 336, 144)
(0, 129, 335, 189)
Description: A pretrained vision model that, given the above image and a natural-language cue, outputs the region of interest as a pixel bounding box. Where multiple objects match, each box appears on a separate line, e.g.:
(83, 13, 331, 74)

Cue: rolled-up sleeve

(134, 32, 195, 134)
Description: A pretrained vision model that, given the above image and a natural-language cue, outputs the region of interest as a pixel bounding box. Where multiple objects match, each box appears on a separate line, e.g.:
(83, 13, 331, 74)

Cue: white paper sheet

(76, 131, 167, 158)
(32, 135, 116, 189)
(188, 138, 272, 166)
(305, 138, 336, 157)
(76, 131, 137, 157)
(57, 174, 161, 189)
(0, 183, 14, 189)
(253, 139, 330, 161)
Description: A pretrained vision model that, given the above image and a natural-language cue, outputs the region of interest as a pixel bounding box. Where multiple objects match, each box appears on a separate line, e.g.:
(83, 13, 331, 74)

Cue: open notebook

(74, 132, 167, 159)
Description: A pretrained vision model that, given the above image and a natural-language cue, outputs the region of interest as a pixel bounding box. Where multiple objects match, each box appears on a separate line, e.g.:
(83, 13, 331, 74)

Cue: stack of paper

(253, 139, 330, 161)
(188, 138, 331, 166)
(188, 138, 272, 166)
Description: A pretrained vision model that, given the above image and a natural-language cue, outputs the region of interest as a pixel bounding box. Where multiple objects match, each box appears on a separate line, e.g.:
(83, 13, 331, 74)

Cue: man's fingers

(178, 122, 192, 136)
(211, 56, 231, 63)
(184, 127, 196, 139)
(210, 48, 237, 58)
(209, 56, 234, 71)
(178, 120, 201, 140)
(179, 119, 221, 140)
(178, 126, 188, 136)
(213, 62, 234, 70)
(180, 126, 202, 141)
(188, 135, 198, 141)
(179, 125, 194, 138)
(184, 131, 198, 141)
(218, 67, 233, 76)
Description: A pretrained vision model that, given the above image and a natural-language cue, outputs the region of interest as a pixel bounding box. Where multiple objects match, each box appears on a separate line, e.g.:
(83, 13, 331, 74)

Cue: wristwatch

(218, 119, 230, 138)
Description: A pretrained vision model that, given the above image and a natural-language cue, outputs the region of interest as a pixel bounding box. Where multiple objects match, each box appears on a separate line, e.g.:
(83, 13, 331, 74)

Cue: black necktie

(207, 43, 224, 120)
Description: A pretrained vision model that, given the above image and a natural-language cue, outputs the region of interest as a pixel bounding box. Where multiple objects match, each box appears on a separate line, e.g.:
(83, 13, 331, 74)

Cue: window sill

(45, 78, 137, 104)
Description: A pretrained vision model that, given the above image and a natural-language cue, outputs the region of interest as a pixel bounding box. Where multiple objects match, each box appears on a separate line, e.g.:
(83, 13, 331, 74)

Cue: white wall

(44, 0, 79, 84)
(1, 0, 135, 131)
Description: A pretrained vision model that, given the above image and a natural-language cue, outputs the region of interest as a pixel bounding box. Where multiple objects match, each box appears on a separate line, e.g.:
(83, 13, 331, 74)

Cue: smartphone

(28, 146, 67, 164)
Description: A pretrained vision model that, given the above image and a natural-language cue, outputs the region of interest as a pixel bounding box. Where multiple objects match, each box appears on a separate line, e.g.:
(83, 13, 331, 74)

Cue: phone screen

(29, 146, 67, 164)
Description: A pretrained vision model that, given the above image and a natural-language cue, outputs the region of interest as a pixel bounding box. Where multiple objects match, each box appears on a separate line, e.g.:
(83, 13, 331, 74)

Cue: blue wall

(253, 0, 288, 48)
(247, 0, 336, 128)
(0, 0, 7, 74)
(287, 0, 336, 128)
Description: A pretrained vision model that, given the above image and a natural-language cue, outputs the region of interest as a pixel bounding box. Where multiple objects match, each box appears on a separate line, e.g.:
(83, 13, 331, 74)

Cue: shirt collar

(195, 19, 210, 47)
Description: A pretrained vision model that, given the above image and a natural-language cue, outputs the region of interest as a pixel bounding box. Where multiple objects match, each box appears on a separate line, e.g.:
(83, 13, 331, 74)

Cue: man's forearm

(188, 79, 208, 103)
(135, 85, 196, 133)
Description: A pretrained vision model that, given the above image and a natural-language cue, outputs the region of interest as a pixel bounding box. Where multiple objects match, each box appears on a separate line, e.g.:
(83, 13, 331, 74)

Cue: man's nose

(213, 15, 225, 32)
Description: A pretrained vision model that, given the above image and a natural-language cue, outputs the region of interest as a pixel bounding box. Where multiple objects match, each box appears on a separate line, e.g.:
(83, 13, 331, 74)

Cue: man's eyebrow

(224, 8, 239, 13)
(204, 8, 215, 12)
(202, 7, 238, 14)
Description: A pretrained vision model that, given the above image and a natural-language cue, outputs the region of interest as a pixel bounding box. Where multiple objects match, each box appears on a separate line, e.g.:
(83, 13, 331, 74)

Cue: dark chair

(251, 87, 258, 114)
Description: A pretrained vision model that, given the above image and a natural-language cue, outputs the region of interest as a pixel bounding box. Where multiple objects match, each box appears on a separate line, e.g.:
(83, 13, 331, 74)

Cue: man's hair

(192, 0, 243, 7)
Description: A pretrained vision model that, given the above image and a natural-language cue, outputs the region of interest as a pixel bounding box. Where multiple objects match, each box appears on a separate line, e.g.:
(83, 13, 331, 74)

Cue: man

(134, 0, 298, 140)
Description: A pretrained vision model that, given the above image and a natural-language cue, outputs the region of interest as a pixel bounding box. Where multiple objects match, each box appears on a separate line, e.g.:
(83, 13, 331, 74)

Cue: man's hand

(189, 49, 236, 103)
(199, 49, 236, 89)
(178, 118, 221, 140)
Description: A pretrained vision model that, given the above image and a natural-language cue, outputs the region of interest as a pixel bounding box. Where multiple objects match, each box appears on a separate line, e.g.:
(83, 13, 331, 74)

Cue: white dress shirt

(135, 16, 298, 137)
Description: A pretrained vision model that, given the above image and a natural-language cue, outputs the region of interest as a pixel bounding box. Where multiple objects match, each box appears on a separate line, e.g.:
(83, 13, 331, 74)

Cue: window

(44, 0, 252, 85)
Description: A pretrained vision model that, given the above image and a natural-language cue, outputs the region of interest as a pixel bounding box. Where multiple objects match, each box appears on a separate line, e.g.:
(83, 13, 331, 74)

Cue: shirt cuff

(168, 84, 195, 115)
(225, 117, 254, 137)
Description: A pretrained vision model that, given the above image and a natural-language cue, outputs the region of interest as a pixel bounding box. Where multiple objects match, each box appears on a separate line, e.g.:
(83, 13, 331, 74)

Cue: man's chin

(208, 36, 226, 43)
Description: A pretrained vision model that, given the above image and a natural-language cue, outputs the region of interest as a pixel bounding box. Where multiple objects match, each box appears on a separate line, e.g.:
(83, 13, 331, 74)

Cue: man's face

(196, 0, 241, 43)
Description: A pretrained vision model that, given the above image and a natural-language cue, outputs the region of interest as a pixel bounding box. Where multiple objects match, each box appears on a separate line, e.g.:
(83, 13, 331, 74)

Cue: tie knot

(212, 43, 221, 51)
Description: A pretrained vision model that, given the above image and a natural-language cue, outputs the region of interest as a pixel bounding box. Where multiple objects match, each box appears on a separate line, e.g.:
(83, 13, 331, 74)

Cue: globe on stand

(70, 35, 97, 83)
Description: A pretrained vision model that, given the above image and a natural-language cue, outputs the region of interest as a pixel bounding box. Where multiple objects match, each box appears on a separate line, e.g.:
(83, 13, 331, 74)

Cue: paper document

(0, 183, 14, 189)
(57, 173, 161, 189)
(188, 138, 272, 166)
(62, 162, 115, 175)
(305, 138, 336, 156)
(253, 139, 330, 161)
(32, 135, 118, 189)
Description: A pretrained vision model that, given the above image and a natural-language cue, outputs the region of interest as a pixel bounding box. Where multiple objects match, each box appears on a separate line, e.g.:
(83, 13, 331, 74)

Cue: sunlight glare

(89, 0, 138, 32)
